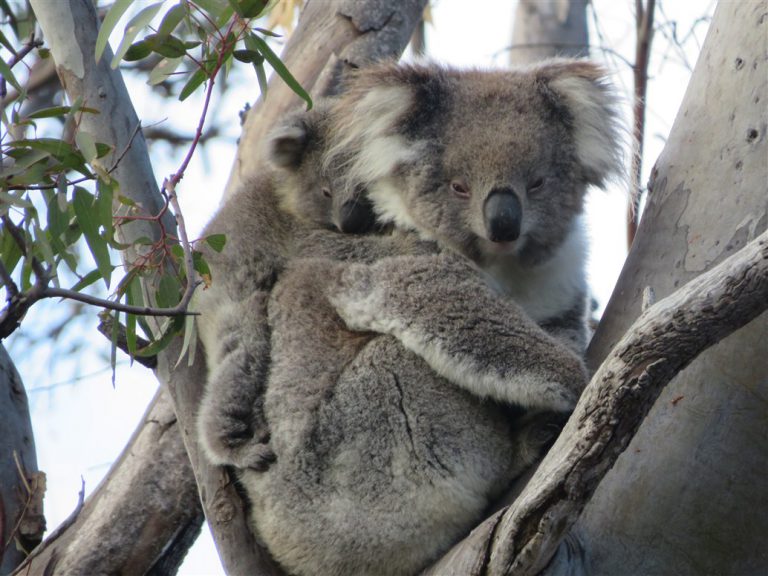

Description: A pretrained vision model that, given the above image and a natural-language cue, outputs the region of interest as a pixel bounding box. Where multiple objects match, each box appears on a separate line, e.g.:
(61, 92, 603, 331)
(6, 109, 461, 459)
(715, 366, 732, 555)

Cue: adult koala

(328, 59, 625, 355)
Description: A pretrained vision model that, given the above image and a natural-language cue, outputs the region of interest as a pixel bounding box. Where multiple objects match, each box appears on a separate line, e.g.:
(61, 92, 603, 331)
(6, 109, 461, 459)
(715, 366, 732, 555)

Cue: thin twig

(628, 0, 656, 248)
(0, 34, 43, 101)
(0, 257, 19, 298)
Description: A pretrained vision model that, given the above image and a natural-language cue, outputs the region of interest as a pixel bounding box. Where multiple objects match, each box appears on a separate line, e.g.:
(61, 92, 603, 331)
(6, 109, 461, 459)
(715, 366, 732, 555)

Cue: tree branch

(426, 229, 768, 575)
(627, 0, 656, 247)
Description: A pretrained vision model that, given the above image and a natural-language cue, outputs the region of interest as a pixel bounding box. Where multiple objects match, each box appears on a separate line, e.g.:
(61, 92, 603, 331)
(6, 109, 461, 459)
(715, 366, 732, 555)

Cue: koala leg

(329, 253, 588, 412)
(197, 291, 275, 470)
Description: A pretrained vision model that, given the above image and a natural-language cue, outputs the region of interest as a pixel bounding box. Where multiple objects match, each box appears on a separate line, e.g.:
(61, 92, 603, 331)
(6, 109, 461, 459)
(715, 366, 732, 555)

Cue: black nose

(338, 195, 376, 234)
(484, 188, 522, 242)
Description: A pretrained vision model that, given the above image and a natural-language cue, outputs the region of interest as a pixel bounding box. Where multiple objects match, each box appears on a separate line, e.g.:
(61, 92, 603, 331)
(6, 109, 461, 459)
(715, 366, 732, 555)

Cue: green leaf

(149, 56, 183, 86)
(146, 33, 188, 58)
(123, 40, 153, 62)
(156, 272, 182, 308)
(233, 49, 262, 64)
(9, 138, 90, 177)
(96, 179, 115, 242)
(111, 2, 165, 68)
(95, 142, 113, 159)
(0, 29, 15, 53)
(246, 33, 312, 109)
(192, 249, 210, 277)
(228, 0, 267, 18)
(176, 312, 197, 368)
(253, 27, 282, 38)
(0, 228, 23, 280)
(111, 310, 119, 386)
(75, 130, 98, 163)
(25, 106, 72, 120)
(135, 315, 184, 357)
(96, 0, 134, 62)
(157, 3, 187, 38)
(254, 60, 268, 98)
(194, 0, 228, 18)
(73, 187, 113, 288)
(178, 67, 207, 101)
(204, 233, 227, 252)
(0, 149, 49, 178)
(0, 54, 22, 93)
(69, 268, 102, 292)
(46, 190, 68, 242)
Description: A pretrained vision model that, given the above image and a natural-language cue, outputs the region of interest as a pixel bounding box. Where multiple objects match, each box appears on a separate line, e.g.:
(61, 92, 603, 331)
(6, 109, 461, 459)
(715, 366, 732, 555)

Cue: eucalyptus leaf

(96, 0, 134, 62)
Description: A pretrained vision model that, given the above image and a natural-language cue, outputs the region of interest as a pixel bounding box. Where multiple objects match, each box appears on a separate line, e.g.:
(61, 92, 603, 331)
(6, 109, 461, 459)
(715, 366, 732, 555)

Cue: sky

(7, 1, 715, 574)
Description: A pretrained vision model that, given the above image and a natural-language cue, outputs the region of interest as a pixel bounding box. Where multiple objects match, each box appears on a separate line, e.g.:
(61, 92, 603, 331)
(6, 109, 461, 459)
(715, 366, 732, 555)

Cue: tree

(1, 1, 765, 574)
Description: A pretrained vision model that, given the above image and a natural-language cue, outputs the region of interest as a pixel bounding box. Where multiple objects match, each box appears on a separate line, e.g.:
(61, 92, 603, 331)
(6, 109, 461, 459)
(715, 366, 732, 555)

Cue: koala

(327, 59, 625, 355)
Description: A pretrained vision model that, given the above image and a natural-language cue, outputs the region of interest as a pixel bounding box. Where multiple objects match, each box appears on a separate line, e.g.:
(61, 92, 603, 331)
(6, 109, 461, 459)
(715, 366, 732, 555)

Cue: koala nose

(338, 195, 376, 234)
(484, 188, 522, 242)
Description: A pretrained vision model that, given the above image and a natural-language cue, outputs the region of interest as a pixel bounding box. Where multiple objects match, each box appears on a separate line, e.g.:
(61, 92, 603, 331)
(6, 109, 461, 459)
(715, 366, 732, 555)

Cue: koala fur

(197, 59, 615, 575)
(328, 59, 625, 354)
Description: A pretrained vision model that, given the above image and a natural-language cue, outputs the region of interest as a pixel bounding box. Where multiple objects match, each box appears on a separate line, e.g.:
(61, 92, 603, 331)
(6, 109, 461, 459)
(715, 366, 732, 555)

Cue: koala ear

(536, 60, 626, 187)
(268, 118, 310, 170)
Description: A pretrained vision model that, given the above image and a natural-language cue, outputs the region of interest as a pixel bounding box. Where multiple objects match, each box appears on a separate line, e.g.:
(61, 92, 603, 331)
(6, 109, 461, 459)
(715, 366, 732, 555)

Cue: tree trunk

(508, 0, 589, 65)
(11, 390, 203, 576)
(0, 345, 43, 575)
(575, 1, 768, 573)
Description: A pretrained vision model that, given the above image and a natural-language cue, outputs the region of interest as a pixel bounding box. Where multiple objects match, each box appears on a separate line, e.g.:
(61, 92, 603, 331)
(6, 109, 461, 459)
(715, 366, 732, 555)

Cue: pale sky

(10, 1, 714, 574)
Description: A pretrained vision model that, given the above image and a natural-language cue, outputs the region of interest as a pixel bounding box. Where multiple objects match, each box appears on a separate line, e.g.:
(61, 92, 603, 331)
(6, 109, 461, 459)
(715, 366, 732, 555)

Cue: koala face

(329, 60, 624, 266)
(268, 105, 376, 234)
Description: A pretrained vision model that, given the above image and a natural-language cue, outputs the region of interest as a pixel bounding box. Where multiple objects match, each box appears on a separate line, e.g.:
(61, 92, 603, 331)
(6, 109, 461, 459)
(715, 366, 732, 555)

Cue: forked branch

(426, 229, 768, 575)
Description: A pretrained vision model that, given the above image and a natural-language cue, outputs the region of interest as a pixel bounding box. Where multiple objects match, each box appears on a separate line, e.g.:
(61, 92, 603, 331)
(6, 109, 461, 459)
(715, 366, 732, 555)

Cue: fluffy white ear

(537, 60, 627, 187)
(327, 67, 420, 186)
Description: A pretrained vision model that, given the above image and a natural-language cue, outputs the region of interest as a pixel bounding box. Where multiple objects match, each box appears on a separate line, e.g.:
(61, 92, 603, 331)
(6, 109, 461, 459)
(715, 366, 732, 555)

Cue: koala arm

(196, 290, 276, 471)
(328, 253, 587, 412)
(295, 227, 438, 264)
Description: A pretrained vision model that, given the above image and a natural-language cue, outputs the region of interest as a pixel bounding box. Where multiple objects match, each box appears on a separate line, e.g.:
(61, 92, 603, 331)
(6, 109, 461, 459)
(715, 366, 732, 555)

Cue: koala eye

(528, 177, 546, 192)
(321, 187, 332, 199)
(450, 180, 470, 198)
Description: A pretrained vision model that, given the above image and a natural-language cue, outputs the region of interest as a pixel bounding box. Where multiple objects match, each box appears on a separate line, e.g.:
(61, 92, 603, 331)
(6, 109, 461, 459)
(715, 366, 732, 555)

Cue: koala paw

(229, 441, 277, 471)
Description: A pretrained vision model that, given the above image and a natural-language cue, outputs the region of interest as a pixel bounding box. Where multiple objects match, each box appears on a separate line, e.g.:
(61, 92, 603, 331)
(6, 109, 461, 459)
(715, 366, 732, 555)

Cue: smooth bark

(577, 1, 768, 573)
(508, 0, 589, 65)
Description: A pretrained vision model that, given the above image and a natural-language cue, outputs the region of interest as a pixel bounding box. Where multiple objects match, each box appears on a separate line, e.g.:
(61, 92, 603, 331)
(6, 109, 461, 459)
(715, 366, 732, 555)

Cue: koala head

(268, 103, 376, 234)
(327, 60, 626, 266)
